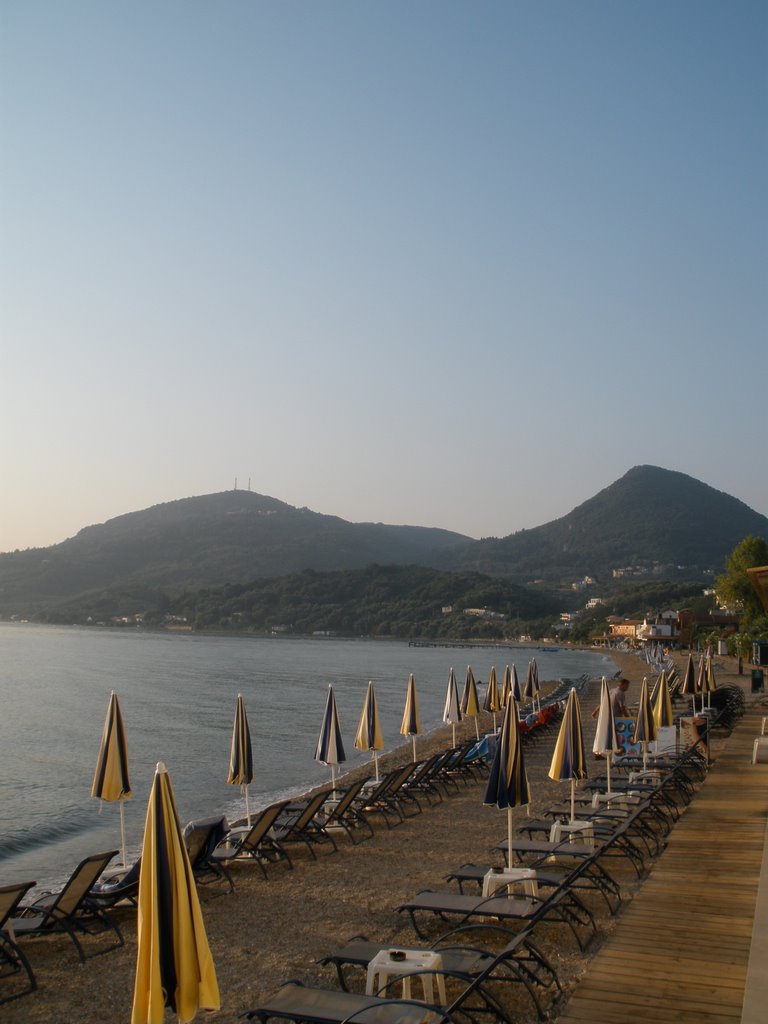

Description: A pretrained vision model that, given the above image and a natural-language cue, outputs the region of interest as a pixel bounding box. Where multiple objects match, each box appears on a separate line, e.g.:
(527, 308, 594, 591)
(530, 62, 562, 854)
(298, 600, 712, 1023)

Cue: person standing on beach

(610, 678, 630, 717)
(591, 678, 630, 719)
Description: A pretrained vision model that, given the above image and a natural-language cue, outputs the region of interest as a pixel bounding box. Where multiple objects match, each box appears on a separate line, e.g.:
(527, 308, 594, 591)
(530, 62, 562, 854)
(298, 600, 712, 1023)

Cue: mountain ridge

(1, 465, 766, 616)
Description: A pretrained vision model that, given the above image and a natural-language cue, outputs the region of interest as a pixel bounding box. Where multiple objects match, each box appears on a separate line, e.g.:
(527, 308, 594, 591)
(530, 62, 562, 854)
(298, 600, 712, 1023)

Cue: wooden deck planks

(555, 715, 768, 1024)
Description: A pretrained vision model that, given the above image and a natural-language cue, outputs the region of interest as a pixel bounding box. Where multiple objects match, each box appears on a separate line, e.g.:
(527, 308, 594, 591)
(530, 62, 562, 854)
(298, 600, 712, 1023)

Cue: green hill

(0, 490, 469, 615)
(437, 465, 768, 581)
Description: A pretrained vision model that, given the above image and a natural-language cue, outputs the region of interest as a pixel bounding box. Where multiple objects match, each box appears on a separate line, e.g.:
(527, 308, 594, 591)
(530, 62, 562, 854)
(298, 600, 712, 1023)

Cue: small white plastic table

(482, 866, 538, 898)
(366, 949, 446, 1004)
(549, 820, 595, 847)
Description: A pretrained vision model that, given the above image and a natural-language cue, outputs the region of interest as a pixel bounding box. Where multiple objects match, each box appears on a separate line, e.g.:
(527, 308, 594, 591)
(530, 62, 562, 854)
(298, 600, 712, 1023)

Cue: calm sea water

(0, 622, 617, 888)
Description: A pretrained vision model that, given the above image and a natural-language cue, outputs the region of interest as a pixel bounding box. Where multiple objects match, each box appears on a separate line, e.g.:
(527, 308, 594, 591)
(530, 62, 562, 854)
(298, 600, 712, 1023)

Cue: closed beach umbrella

(400, 673, 421, 762)
(483, 697, 530, 865)
(131, 762, 220, 1024)
(524, 659, 540, 711)
(549, 688, 587, 823)
(680, 653, 698, 715)
(92, 691, 132, 868)
(227, 694, 253, 826)
(460, 666, 481, 739)
(696, 655, 708, 713)
(443, 667, 462, 746)
(483, 667, 501, 731)
(315, 684, 346, 793)
(502, 664, 522, 713)
(633, 676, 657, 770)
(592, 676, 620, 794)
(704, 652, 717, 708)
(651, 669, 674, 728)
(354, 680, 384, 782)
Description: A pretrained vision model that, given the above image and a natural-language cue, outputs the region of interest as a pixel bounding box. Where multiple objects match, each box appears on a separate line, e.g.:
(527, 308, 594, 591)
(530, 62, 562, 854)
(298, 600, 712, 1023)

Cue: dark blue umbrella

(483, 697, 530, 861)
(314, 684, 346, 792)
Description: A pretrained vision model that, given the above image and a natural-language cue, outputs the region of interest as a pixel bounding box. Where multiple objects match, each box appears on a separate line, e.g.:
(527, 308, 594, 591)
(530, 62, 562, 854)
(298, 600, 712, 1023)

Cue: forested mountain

(437, 466, 768, 581)
(1, 466, 765, 619)
(169, 563, 560, 637)
(0, 490, 469, 614)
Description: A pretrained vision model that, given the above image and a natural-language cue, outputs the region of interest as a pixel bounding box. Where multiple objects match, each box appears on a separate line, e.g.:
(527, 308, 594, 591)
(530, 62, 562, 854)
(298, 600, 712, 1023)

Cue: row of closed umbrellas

(315, 660, 543, 788)
(90, 659, 697, 1024)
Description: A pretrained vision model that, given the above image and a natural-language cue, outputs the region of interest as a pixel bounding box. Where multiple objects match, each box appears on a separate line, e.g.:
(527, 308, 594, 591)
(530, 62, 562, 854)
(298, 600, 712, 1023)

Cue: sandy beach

(2, 648, 743, 1023)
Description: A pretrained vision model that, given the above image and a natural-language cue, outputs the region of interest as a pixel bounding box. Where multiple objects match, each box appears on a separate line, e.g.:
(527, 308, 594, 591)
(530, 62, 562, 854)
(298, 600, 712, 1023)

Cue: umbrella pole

(606, 752, 612, 795)
(373, 751, 379, 783)
(331, 764, 337, 797)
(507, 807, 513, 868)
(244, 785, 251, 827)
(570, 779, 576, 824)
(452, 723, 456, 746)
(492, 712, 497, 731)
(411, 736, 417, 762)
(642, 741, 648, 771)
(474, 718, 479, 740)
(119, 800, 127, 869)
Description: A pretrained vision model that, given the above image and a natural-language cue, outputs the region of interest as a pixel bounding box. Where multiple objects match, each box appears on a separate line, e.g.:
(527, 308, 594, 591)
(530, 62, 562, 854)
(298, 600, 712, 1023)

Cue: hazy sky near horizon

(2, 1, 766, 552)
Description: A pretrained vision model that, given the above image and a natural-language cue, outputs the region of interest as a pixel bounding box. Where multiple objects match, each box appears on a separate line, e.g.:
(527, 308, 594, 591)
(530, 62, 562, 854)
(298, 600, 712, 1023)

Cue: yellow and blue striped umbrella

(483, 667, 501, 730)
(92, 691, 132, 867)
(443, 667, 462, 746)
(354, 680, 385, 781)
(400, 673, 421, 762)
(651, 670, 675, 728)
(132, 762, 219, 1024)
(227, 693, 253, 825)
(633, 676, 657, 769)
(549, 688, 587, 822)
(315, 684, 346, 792)
(461, 666, 481, 739)
(483, 697, 530, 863)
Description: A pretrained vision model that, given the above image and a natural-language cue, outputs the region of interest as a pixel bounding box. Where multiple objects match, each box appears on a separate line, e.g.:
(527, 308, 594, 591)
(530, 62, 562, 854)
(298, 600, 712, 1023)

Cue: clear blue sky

(2, 1, 766, 552)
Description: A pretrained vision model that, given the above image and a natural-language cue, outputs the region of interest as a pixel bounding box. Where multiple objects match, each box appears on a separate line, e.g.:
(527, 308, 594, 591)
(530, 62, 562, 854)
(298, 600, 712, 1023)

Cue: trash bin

(717, 640, 728, 656)
(752, 669, 765, 694)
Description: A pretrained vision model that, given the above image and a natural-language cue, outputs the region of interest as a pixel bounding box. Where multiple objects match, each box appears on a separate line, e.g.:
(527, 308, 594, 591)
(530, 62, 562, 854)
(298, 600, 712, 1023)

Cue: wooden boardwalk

(555, 714, 768, 1024)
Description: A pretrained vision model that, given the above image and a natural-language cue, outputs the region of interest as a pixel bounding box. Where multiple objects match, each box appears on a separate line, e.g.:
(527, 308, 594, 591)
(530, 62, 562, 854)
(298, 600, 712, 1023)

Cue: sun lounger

(10, 851, 123, 962)
(317, 926, 561, 1021)
(354, 764, 419, 828)
(319, 778, 375, 844)
(496, 819, 648, 879)
(0, 880, 37, 1004)
(211, 801, 293, 877)
(446, 853, 622, 916)
(398, 751, 454, 805)
(273, 790, 338, 859)
(246, 922, 554, 1024)
(396, 881, 596, 951)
